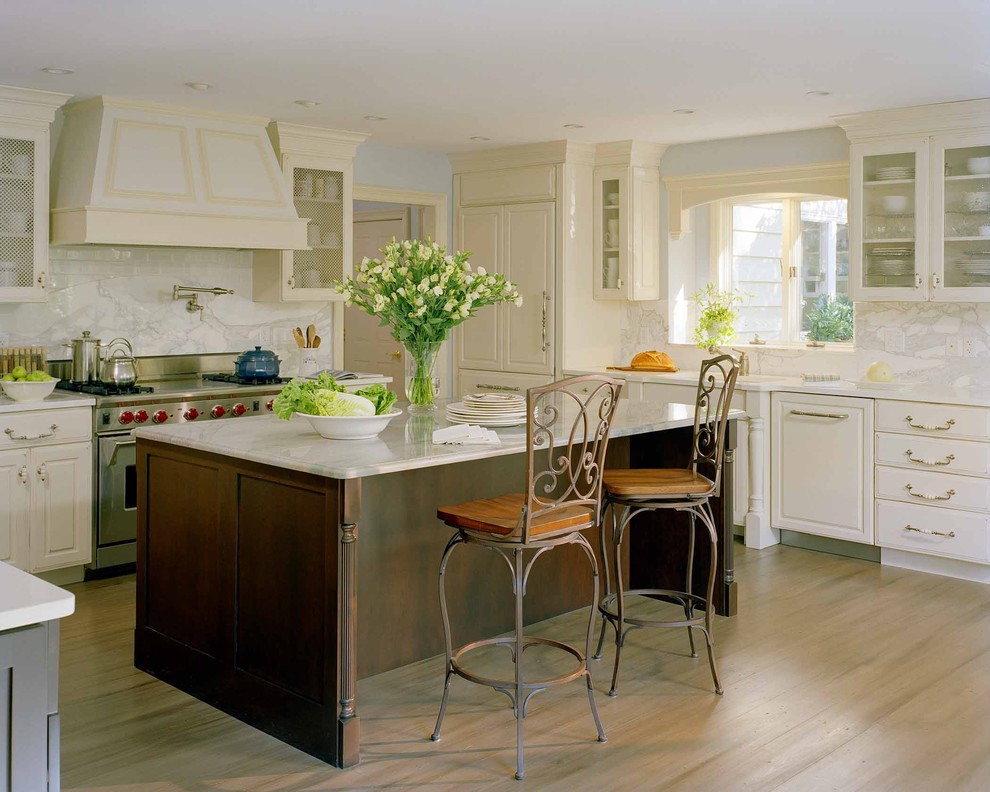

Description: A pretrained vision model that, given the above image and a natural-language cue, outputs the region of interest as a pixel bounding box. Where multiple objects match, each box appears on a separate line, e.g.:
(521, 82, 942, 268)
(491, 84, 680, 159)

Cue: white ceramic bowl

(881, 194, 908, 214)
(966, 157, 990, 175)
(296, 408, 402, 440)
(1, 379, 58, 402)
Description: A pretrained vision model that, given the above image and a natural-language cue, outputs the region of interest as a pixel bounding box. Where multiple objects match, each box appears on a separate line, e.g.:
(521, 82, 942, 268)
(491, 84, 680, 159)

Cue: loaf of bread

(630, 350, 676, 369)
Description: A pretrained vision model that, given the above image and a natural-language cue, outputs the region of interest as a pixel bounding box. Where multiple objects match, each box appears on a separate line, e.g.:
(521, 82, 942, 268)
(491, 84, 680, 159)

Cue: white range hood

(50, 97, 308, 249)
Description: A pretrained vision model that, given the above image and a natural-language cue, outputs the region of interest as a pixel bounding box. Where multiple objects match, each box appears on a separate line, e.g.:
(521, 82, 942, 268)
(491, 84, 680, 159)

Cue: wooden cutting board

(607, 365, 679, 372)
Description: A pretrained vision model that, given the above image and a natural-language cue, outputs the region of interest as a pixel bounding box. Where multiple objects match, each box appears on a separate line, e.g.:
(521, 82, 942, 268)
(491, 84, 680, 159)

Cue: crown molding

(268, 121, 369, 159)
(0, 84, 72, 125)
(449, 140, 595, 173)
(61, 95, 272, 126)
(595, 140, 667, 167)
(834, 98, 990, 141)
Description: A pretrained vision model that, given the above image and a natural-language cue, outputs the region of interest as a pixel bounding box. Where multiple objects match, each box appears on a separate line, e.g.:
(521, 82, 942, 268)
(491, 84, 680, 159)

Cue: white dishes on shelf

(868, 245, 913, 277)
(967, 157, 990, 175)
(446, 393, 528, 427)
(875, 166, 915, 181)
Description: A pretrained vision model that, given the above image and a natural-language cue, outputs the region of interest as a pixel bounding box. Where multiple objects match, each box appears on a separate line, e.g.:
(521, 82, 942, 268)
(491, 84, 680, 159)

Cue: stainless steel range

(56, 353, 290, 573)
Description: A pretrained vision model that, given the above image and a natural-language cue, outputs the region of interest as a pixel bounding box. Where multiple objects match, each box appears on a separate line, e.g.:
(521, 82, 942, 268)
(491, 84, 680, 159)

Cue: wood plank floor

(59, 542, 990, 791)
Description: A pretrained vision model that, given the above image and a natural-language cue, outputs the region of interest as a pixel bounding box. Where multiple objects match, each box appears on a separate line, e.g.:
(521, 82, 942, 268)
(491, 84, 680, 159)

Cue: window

(717, 197, 850, 344)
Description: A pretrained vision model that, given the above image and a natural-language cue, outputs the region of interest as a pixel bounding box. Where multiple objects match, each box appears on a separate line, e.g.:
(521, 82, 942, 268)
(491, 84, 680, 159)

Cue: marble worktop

(135, 398, 744, 480)
(0, 561, 75, 632)
(566, 367, 990, 408)
(0, 391, 95, 414)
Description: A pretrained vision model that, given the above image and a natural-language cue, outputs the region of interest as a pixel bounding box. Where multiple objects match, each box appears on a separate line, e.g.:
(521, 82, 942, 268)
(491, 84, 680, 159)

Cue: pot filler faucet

(172, 285, 235, 320)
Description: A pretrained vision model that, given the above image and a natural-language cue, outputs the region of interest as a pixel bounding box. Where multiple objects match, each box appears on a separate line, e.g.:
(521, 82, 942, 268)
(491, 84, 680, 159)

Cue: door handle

(541, 291, 550, 353)
(17, 465, 28, 484)
(4, 424, 58, 442)
(108, 439, 136, 467)
(789, 410, 848, 420)
(36, 463, 47, 482)
(388, 351, 402, 360)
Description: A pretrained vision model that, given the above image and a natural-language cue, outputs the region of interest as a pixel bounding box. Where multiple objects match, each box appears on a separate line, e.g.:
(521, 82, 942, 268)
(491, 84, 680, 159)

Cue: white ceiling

(2, 0, 988, 152)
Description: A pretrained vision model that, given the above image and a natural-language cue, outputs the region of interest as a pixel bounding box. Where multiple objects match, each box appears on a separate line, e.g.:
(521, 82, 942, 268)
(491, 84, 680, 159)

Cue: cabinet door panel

(771, 393, 874, 543)
(0, 449, 29, 569)
(456, 206, 502, 370)
(502, 202, 554, 374)
(29, 443, 92, 572)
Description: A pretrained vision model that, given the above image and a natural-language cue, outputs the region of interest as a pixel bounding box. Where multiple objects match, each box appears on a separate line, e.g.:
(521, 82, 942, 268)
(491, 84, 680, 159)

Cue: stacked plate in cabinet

(875, 166, 915, 181)
(446, 393, 528, 426)
(868, 246, 914, 277)
(955, 249, 990, 285)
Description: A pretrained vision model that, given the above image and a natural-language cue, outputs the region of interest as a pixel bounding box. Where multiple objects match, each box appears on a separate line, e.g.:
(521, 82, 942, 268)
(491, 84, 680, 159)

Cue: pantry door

(344, 210, 409, 391)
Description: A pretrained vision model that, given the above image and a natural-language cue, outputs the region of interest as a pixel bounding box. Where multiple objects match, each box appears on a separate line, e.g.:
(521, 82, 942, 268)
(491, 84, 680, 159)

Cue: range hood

(50, 97, 308, 249)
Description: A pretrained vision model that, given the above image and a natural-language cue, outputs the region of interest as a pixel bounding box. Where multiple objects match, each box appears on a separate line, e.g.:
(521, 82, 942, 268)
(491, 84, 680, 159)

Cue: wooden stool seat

(603, 469, 713, 498)
(438, 493, 595, 537)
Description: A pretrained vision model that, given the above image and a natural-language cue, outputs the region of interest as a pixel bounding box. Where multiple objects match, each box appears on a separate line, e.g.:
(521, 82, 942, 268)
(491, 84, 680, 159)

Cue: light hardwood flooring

(59, 542, 990, 791)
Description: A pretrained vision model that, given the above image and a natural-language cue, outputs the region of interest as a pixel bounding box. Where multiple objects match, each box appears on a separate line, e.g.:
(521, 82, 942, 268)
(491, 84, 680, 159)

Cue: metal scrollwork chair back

(689, 354, 739, 495)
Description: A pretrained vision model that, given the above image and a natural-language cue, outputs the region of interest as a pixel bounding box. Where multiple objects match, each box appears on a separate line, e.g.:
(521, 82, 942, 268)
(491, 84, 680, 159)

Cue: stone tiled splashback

(0, 246, 336, 376)
(620, 301, 990, 388)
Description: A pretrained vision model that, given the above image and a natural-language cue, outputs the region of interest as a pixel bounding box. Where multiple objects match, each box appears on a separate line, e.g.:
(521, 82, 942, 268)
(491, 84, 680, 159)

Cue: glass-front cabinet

(932, 134, 990, 300)
(849, 139, 929, 302)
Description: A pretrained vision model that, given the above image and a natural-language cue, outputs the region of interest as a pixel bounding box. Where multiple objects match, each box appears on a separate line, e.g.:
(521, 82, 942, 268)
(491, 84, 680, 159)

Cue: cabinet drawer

(875, 431, 990, 477)
(457, 165, 556, 205)
(876, 399, 990, 440)
(456, 368, 553, 397)
(876, 500, 989, 563)
(876, 465, 990, 513)
(0, 408, 90, 447)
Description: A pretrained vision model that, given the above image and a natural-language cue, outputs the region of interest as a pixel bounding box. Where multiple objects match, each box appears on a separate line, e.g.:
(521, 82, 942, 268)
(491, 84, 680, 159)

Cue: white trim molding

(664, 161, 848, 239)
(448, 140, 596, 173)
(834, 97, 990, 142)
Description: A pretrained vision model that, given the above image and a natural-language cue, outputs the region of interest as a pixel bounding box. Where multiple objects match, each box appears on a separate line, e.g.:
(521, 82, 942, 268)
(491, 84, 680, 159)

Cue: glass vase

(404, 342, 441, 413)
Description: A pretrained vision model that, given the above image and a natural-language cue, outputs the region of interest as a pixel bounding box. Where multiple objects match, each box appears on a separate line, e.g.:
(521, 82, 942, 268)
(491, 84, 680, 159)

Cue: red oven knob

(183, 408, 199, 421)
(232, 403, 247, 417)
(211, 405, 226, 419)
(134, 409, 149, 424)
(118, 410, 134, 425)
(266, 399, 274, 411)
(152, 410, 168, 424)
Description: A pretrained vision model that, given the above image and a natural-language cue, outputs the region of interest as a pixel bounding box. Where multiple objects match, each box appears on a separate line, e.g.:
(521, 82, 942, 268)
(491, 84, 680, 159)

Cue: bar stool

(431, 375, 623, 780)
(595, 354, 738, 697)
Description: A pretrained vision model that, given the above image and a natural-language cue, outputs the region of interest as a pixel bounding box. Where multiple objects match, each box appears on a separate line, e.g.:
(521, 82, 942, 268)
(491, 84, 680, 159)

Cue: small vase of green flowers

(693, 284, 746, 352)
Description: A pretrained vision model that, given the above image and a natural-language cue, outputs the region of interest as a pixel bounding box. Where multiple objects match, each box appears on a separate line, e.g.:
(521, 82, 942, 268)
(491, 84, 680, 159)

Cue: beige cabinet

(455, 201, 554, 377)
(253, 123, 368, 303)
(0, 86, 69, 303)
(771, 392, 874, 544)
(0, 407, 92, 573)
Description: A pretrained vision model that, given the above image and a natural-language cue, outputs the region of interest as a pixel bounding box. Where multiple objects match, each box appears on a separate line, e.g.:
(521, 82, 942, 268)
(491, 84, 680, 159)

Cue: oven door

(97, 433, 137, 547)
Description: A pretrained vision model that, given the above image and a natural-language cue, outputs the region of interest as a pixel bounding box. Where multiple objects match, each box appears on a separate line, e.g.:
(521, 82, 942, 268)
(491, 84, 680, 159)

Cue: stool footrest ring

(598, 589, 709, 630)
(450, 635, 587, 691)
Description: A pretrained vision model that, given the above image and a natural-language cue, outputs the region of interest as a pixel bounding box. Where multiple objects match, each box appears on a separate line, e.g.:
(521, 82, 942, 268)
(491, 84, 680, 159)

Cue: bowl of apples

(1, 366, 58, 402)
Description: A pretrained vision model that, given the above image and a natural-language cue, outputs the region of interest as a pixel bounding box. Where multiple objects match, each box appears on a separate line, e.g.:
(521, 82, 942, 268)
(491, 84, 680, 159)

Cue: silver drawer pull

(475, 383, 521, 392)
(905, 415, 955, 431)
(904, 524, 956, 539)
(905, 484, 955, 501)
(906, 450, 954, 467)
(4, 424, 58, 442)
(790, 410, 848, 420)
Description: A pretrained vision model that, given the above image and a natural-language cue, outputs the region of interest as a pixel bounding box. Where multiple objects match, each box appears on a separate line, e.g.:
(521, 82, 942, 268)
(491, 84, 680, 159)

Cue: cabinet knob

(36, 463, 47, 482)
(389, 351, 402, 360)
(17, 465, 28, 484)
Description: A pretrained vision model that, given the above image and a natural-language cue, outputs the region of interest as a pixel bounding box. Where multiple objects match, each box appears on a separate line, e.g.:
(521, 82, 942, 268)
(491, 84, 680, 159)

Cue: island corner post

(133, 418, 738, 769)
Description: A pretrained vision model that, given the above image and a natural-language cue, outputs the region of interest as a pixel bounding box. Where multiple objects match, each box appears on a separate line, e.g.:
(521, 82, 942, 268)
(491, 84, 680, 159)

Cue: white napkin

(433, 424, 502, 445)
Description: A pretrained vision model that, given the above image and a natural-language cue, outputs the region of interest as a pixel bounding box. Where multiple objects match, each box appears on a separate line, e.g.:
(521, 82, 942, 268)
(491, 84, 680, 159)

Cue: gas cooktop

(57, 380, 155, 396)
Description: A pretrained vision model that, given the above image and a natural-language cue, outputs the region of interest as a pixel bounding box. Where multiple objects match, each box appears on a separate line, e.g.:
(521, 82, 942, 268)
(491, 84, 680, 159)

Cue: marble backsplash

(0, 246, 336, 376)
(621, 301, 990, 387)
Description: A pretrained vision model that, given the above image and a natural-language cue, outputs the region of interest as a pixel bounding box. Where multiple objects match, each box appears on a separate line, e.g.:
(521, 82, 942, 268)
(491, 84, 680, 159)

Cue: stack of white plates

(446, 393, 528, 426)
(875, 166, 915, 181)
(871, 260, 914, 275)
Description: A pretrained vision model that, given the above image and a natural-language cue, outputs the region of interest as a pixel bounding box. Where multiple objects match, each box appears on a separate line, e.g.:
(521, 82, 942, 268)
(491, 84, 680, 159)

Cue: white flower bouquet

(336, 239, 521, 408)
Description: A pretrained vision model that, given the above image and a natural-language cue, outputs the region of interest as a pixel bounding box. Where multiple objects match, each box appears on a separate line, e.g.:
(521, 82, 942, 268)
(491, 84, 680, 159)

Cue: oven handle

(108, 439, 136, 467)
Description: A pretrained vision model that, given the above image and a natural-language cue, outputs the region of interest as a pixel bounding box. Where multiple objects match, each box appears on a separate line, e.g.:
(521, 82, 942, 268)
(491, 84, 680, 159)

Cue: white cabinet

(253, 123, 368, 303)
(839, 99, 990, 303)
(0, 407, 91, 573)
(593, 164, 661, 301)
(0, 87, 69, 303)
(771, 393, 874, 544)
(454, 201, 554, 378)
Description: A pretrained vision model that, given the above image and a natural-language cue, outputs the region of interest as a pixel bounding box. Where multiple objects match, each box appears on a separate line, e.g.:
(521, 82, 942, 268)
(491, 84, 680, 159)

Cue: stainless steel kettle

(67, 330, 102, 383)
(100, 338, 137, 388)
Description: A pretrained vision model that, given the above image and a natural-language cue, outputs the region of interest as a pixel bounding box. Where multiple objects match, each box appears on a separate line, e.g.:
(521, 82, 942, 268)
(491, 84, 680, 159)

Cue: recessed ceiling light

(672, 109, 695, 115)
(294, 100, 320, 108)
(184, 82, 212, 91)
(41, 67, 73, 75)
(563, 123, 584, 129)
(806, 90, 832, 97)
(469, 136, 491, 142)
(363, 114, 388, 121)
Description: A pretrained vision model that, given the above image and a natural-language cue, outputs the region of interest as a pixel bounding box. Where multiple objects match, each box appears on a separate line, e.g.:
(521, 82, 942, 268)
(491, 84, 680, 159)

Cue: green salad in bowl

(272, 373, 401, 439)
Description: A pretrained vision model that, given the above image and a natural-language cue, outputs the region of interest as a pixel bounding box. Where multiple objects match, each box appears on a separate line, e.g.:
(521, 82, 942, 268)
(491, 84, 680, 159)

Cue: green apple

(865, 361, 895, 383)
(27, 370, 51, 382)
(10, 366, 27, 380)
(1, 373, 14, 382)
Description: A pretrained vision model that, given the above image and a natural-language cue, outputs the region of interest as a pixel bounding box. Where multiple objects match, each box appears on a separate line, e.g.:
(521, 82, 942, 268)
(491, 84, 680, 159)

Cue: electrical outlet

(964, 337, 977, 358)
(946, 336, 962, 357)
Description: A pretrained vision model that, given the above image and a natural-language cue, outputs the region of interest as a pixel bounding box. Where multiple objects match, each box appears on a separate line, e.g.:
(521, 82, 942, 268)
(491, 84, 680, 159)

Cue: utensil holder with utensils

(293, 324, 322, 376)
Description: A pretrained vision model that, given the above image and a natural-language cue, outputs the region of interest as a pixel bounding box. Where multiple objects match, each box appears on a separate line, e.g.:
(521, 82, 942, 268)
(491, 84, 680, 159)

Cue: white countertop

(0, 391, 95, 414)
(566, 367, 990, 408)
(136, 399, 745, 480)
(0, 561, 75, 632)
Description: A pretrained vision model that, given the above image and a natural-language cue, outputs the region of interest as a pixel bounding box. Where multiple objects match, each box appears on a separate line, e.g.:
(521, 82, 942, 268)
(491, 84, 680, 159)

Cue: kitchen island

(133, 399, 741, 768)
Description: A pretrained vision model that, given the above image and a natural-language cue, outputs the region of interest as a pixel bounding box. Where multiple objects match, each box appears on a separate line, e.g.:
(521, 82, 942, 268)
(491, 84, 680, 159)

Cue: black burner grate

(56, 380, 154, 396)
(201, 373, 289, 386)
